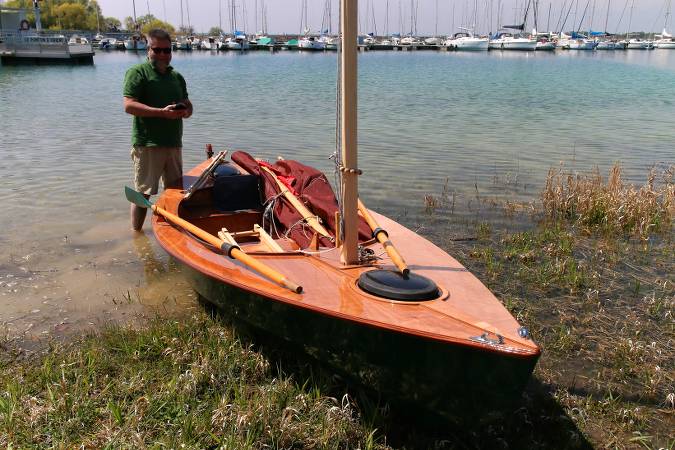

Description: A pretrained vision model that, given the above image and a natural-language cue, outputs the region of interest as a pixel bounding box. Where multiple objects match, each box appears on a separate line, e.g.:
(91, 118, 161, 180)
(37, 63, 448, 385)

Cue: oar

(357, 199, 410, 276)
(125, 186, 303, 294)
(259, 165, 331, 238)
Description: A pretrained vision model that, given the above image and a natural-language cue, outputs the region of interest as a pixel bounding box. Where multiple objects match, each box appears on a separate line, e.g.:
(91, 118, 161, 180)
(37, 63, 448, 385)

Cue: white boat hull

(445, 38, 489, 51)
(298, 39, 326, 50)
(489, 38, 537, 51)
(225, 39, 250, 50)
(535, 41, 556, 50)
(627, 40, 654, 49)
(124, 39, 147, 51)
(567, 40, 597, 50)
(596, 41, 617, 50)
(655, 40, 675, 48)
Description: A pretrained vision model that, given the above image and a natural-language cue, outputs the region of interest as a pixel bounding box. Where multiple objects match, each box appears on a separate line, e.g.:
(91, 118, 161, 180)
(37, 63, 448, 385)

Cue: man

(123, 28, 193, 231)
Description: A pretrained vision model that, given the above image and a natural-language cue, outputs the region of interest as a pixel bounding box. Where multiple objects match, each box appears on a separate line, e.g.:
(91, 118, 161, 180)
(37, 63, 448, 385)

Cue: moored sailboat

(444, 27, 489, 51)
(126, 0, 540, 415)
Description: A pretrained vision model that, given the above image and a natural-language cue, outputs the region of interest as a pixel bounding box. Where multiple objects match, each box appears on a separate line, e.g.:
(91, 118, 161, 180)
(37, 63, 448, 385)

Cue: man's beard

(151, 59, 169, 72)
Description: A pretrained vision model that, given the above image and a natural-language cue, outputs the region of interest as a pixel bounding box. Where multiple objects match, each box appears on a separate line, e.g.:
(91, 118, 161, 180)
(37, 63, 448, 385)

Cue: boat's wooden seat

(219, 225, 284, 253)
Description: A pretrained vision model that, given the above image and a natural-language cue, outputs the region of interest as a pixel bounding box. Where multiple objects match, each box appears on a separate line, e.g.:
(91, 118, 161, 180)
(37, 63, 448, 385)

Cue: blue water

(2, 50, 674, 234)
(0, 49, 673, 337)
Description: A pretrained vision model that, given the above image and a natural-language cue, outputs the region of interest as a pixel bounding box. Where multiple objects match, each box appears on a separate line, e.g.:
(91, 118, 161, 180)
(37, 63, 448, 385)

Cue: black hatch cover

(357, 269, 439, 301)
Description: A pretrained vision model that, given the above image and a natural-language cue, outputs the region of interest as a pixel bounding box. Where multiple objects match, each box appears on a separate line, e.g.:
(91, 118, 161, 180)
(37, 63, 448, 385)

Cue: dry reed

(541, 163, 674, 238)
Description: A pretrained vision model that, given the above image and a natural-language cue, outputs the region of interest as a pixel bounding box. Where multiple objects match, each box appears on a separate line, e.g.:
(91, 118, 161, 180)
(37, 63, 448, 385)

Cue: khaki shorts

(131, 146, 183, 195)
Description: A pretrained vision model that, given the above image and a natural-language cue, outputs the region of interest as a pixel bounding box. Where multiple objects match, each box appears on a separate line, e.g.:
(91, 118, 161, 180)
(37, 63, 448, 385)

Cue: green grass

(0, 315, 387, 449)
(444, 218, 674, 449)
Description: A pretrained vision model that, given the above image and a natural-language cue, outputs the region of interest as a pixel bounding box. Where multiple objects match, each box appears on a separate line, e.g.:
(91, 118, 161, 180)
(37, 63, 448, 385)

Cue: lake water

(1, 49, 674, 346)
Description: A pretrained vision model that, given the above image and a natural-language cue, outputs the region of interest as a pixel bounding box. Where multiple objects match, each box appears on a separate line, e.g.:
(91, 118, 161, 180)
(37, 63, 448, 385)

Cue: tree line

(5, 0, 175, 34)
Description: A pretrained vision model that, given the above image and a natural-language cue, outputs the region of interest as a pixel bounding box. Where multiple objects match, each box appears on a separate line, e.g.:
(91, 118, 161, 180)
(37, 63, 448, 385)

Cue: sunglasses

(151, 47, 172, 54)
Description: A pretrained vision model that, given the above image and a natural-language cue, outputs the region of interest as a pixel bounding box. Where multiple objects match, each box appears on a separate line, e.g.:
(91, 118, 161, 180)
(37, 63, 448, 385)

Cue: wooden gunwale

(152, 160, 540, 360)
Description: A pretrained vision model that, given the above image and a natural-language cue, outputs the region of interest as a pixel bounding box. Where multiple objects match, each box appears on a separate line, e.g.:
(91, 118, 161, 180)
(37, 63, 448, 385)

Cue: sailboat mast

(132, 0, 138, 28)
(180, 0, 184, 30)
(627, 0, 634, 39)
(340, 0, 359, 265)
(665, 0, 672, 30)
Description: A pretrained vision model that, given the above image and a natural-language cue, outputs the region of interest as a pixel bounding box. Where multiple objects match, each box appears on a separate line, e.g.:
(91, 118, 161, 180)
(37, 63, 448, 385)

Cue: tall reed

(541, 163, 674, 238)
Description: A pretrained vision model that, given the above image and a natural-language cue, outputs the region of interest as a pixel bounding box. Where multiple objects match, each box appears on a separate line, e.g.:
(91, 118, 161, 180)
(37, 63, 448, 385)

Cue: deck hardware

(470, 332, 505, 346)
(184, 151, 228, 200)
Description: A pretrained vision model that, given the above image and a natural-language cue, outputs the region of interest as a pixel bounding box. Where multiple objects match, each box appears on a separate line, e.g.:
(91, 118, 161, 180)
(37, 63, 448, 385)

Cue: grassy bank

(432, 164, 674, 448)
(1, 163, 672, 448)
(0, 315, 385, 448)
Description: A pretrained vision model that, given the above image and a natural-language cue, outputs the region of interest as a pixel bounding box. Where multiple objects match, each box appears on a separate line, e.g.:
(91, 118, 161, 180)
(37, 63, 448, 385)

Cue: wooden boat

(129, 0, 540, 416)
(137, 152, 541, 415)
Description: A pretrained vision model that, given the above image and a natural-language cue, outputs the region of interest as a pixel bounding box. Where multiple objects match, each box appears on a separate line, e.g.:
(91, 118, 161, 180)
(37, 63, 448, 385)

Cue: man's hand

(161, 104, 189, 119)
(124, 97, 192, 119)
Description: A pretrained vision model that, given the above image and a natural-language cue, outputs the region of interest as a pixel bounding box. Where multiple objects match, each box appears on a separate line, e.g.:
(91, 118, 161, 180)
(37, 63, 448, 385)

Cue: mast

(340, 0, 359, 265)
(33, 0, 42, 32)
(627, 0, 634, 39)
(186, 0, 191, 32)
(589, 0, 595, 34)
(399, 0, 402, 34)
(132, 0, 138, 30)
(385, 0, 389, 36)
(180, 0, 184, 31)
(96, 3, 101, 33)
(604, 0, 611, 33)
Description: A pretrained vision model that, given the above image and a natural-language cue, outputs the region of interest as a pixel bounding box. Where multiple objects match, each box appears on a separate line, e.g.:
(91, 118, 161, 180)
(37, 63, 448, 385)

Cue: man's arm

(123, 97, 187, 119)
(181, 98, 193, 119)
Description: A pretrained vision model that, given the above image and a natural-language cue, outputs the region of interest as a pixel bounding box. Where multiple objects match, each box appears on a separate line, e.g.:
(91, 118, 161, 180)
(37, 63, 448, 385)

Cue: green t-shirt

(123, 60, 188, 147)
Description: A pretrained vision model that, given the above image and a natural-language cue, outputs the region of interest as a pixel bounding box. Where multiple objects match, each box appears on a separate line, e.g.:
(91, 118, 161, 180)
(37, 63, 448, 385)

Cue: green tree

(208, 27, 223, 36)
(103, 16, 121, 31)
(124, 16, 137, 31)
(53, 3, 88, 30)
(141, 19, 176, 36)
(5, 0, 104, 30)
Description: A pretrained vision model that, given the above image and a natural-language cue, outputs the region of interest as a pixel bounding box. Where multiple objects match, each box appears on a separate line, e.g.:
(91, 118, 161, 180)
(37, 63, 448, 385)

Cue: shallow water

(1, 49, 674, 344)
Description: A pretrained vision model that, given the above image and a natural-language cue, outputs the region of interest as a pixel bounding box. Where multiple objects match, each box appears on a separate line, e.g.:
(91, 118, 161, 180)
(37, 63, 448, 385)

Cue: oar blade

(124, 186, 152, 208)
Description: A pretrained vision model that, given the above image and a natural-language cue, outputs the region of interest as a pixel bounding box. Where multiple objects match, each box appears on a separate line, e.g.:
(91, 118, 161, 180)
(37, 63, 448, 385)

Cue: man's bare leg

(131, 194, 151, 231)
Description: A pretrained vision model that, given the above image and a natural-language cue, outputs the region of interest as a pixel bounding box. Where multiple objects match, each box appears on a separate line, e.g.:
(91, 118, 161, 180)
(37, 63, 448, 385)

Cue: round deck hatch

(357, 270, 439, 301)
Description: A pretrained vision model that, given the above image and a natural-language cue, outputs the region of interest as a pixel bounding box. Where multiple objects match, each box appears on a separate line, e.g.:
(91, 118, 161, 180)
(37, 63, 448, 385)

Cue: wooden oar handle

(357, 200, 410, 276)
(152, 205, 303, 293)
(259, 165, 331, 238)
(225, 243, 303, 294)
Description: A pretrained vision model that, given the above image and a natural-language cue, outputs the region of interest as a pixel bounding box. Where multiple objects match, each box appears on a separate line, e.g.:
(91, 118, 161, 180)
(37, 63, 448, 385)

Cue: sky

(95, 0, 671, 35)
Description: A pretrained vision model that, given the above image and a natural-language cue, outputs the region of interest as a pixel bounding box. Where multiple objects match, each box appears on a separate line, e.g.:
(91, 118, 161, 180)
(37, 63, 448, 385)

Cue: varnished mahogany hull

(152, 159, 540, 415)
(185, 264, 539, 415)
